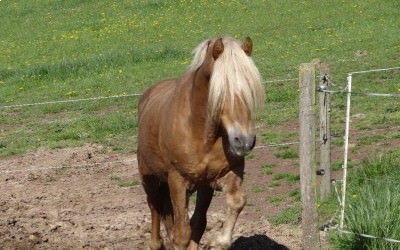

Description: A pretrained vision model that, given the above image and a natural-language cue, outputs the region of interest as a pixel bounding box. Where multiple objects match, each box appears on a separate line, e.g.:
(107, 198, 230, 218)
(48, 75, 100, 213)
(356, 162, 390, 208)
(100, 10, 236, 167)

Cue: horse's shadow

(230, 234, 290, 250)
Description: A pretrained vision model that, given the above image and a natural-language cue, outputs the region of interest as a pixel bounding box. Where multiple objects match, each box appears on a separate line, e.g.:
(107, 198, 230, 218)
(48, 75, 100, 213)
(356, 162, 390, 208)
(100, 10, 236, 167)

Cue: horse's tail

(159, 182, 174, 238)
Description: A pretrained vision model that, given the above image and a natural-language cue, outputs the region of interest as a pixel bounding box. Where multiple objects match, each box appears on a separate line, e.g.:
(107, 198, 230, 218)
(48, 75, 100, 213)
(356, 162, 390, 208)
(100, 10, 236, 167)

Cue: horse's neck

(190, 69, 219, 145)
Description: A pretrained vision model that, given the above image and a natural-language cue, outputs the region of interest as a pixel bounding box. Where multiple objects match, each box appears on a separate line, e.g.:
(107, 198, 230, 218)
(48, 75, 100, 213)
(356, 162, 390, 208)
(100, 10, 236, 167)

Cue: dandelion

(65, 91, 78, 97)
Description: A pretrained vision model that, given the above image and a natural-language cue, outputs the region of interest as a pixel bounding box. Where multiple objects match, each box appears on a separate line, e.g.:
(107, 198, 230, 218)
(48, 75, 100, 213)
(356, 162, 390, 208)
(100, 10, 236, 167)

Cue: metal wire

(263, 78, 298, 84)
(320, 89, 400, 98)
(338, 229, 400, 244)
(254, 141, 299, 149)
(350, 66, 400, 75)
(0, 77, 299, 109)
(0, 93, 143, 109)
(0, 159, 137, 174)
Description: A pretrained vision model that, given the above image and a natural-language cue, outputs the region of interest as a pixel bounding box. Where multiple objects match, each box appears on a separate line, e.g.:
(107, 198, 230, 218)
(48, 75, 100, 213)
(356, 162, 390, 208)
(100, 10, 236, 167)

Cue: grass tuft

(110, 176, 140, 188)
(331, 151, 400, 249)
(269, 206, 301, 226)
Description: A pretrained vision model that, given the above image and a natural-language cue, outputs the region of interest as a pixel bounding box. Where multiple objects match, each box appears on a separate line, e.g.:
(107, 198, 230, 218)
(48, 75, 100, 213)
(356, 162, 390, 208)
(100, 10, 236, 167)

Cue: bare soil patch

(0, 144, 302, 249)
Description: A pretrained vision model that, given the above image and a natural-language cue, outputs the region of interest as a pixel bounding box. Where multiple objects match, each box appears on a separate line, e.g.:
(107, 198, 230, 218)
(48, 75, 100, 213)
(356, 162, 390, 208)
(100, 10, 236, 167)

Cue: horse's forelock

(208, 37, 265, 120)
(187, 37, 264, 120)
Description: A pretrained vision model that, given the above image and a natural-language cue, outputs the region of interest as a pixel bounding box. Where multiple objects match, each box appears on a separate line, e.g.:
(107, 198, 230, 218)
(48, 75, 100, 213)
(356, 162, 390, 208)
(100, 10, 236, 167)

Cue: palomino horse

(137, 36, 265, 250)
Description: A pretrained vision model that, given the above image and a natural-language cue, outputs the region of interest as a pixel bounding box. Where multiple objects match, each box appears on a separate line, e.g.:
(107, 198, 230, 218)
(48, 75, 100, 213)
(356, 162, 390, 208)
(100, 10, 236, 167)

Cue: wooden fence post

(318, 64, 331, 201)
(299, 63, 320, 249)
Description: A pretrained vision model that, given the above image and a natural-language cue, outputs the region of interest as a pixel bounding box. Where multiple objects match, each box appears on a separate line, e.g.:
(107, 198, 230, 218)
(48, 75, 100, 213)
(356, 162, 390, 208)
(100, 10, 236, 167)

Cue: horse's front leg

(212, 171, 246, 249)
(168, 170, 191, 249)
(188, 185, 214, 250)
(141, 174, 163, 250)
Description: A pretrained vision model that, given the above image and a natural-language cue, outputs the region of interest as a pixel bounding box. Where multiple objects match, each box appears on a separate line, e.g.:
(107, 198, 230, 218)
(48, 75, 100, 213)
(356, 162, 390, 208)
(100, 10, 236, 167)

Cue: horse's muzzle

(229, 133, 256, 157)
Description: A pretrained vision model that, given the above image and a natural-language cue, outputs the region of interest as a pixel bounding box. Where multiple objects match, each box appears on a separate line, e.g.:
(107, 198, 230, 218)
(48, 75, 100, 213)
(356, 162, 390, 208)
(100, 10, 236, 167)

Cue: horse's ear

(242, 37, 253, 56)
(212, 38, 224, 60)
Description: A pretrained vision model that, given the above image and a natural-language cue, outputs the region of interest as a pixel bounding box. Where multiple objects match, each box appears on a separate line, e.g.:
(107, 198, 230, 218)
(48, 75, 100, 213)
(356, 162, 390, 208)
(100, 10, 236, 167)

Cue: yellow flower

(65, 91, 77, 97)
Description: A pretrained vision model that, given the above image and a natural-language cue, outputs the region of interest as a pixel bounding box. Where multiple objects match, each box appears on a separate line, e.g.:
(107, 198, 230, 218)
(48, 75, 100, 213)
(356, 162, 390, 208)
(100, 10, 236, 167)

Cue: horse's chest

(174, 153, 230, 185)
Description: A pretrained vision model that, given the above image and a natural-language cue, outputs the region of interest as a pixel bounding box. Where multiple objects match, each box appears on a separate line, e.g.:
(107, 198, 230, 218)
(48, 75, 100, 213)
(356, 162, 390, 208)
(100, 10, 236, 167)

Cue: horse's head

(220, 92, 257, 157)
(191, 37, 265, 157)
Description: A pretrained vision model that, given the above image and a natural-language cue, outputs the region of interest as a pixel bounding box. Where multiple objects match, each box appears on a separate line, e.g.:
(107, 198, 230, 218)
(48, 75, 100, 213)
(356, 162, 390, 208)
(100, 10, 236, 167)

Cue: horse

(137, 36, 265, 250)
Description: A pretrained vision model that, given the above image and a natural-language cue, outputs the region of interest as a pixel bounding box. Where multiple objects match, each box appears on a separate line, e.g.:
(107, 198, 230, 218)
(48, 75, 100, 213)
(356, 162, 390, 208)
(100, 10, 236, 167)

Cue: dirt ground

(0, 143, 304, 250)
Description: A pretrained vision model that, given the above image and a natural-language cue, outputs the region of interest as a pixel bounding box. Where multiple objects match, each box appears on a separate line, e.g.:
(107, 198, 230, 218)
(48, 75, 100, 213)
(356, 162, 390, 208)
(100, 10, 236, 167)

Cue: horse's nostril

(230, 133, 255, 155)
(233, 136, 241, 146)
(243, 134, 256, 151)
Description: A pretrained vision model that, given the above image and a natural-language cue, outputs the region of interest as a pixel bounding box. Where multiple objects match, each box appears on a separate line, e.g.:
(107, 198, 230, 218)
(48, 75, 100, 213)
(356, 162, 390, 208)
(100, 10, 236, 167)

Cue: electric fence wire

(0, 77, 299, 109)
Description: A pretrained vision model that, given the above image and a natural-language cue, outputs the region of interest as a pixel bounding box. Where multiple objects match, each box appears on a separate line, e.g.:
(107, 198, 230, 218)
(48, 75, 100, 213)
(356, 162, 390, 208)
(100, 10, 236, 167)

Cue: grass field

(1, 1, 400, 248)
(1, 0, 399, 156)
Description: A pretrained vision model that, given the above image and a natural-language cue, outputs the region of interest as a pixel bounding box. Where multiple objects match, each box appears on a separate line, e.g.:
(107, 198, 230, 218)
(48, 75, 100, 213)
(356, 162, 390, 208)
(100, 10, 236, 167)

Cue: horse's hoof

(147, 240, 163, 250)
(208, 236, 231, 250)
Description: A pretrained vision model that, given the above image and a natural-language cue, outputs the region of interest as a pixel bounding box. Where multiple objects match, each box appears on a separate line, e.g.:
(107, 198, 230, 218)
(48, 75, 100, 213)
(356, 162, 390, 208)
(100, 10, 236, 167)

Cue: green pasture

(1, 0, 399, 156)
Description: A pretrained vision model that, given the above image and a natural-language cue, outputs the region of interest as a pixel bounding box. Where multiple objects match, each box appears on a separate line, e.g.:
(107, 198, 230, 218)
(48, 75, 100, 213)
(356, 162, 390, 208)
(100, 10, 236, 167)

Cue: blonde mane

(189, 37, 265, 120)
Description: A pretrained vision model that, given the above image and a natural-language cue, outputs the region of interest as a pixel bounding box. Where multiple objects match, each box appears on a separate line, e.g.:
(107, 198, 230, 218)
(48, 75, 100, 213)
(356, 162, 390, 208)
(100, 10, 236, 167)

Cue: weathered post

(318, 64, 331, 201)
(299, 63, 320, 249)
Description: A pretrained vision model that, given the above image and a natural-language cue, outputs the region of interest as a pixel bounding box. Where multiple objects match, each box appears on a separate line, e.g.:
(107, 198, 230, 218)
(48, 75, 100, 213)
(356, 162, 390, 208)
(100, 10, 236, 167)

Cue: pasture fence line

(338, 67, 400, 231)
(5, 83, 400, 111)
(306, 65, 400, 246)
(0, 141, 300, 175)
(337, 229, 400, 244)
(0, 93, 143, 109)
(264, 78, 298, 83)
(339, 73, 352, 230)
(254, 141, 300, 149)
(0, 159, 137, 174)
(297, 62, 337, 249)
(298, 63, 320, 249)
(322, 124, 400, 142)
(0, 77, 297, 110)
(318, 66, 331, 201)
(320, 89, 400, 98)
(349, 66, 400, 75)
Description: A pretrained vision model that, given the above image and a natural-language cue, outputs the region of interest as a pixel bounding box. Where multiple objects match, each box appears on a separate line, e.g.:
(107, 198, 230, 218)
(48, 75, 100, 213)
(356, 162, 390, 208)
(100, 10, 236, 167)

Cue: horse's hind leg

(212, 171, 246, 249)
(188, 185, 214, 250)
(141, 174, 164, 250)
(159, 181, 174, 241)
